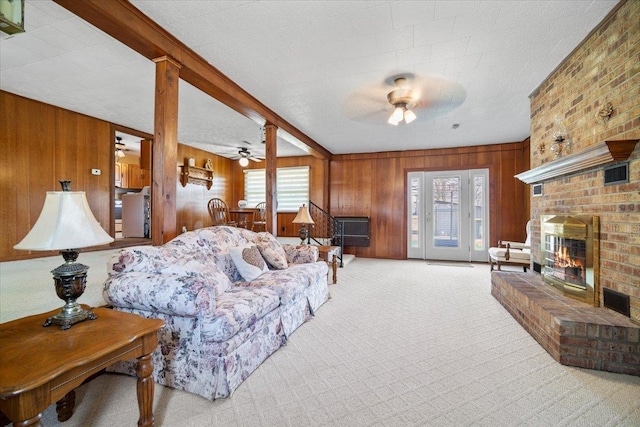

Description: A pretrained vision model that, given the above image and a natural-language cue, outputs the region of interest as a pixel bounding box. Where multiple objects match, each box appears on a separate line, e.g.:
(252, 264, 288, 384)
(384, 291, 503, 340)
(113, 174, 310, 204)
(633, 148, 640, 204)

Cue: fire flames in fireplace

(552, 245, 585, 284)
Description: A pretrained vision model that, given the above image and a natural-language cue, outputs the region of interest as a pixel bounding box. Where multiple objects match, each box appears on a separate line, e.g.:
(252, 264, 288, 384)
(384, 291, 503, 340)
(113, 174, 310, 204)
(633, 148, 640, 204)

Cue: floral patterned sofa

(102, 226, 329, 400)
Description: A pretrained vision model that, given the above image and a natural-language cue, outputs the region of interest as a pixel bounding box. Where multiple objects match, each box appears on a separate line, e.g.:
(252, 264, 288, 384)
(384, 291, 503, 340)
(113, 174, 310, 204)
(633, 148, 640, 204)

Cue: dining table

(228, 207, 259, 229)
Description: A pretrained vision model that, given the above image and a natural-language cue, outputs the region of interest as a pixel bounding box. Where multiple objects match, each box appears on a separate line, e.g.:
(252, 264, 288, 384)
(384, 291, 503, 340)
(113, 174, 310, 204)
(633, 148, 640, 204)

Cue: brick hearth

(491, 271, 640, 376)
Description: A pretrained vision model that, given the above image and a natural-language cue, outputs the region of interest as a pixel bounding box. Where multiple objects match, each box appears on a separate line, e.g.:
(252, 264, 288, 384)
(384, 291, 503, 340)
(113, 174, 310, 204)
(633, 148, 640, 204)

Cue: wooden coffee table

(0, 307, 164, 427)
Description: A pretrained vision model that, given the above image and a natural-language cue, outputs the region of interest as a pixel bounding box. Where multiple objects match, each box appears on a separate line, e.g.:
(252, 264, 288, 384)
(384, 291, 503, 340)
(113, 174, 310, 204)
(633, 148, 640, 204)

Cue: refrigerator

(121, 191, 150, 238)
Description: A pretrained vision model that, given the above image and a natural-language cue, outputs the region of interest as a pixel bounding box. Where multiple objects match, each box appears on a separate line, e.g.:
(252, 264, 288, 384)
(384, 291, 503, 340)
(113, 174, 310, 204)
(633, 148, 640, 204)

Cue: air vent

(532, 183, 543, 197)
(604, 162, 628, 186)
(603, 288, 630, 317)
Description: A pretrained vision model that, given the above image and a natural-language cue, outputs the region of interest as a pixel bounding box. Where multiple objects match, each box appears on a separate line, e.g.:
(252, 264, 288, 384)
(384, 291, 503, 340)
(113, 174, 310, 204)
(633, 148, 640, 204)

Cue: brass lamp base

(44, 249, 97, 330)
(298, 225, 309, 243)
(43, 305, 97, 330)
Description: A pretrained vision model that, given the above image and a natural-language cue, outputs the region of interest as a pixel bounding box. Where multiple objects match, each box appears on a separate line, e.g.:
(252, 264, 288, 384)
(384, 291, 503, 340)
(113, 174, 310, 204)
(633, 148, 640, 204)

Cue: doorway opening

(407, 169, 489, 262)
(113, 128, 152, 243)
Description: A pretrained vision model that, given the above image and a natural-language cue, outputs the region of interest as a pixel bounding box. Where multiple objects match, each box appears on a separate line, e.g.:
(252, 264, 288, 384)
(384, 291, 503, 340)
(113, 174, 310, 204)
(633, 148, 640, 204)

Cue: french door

(407, 169, 489, 262)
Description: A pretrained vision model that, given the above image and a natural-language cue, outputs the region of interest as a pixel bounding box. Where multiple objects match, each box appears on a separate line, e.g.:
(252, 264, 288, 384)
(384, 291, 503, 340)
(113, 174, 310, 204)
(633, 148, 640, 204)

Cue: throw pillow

(229, 244, 269, 281)
(255, 232, 289, 269)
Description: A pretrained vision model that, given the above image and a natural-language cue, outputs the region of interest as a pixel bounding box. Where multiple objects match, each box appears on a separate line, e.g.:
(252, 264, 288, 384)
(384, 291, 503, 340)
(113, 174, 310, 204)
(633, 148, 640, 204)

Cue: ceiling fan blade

(249, 157, 262, 162)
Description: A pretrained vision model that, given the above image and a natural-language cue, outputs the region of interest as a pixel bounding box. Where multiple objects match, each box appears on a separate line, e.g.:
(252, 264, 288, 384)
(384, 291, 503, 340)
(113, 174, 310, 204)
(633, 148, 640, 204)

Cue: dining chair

(251, 202, 267, 232)
(207, 198, 236, 226)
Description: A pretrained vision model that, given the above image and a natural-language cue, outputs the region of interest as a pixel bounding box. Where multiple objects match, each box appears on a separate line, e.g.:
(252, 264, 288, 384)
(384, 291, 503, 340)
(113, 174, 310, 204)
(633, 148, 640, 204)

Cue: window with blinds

(243, 166, 310, 212)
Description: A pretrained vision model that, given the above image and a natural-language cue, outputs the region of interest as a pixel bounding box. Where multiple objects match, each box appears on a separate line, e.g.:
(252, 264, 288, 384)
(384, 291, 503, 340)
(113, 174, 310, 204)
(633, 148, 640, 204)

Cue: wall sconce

(292, 204, 314, 243)
(596, 102, 613, 123)
(551, 117, 569, 159)
(536, 142, 546, 155)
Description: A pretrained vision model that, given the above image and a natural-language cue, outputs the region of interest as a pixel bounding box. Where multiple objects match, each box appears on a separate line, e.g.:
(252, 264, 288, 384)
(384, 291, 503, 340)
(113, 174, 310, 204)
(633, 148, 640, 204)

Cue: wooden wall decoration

(176, 145, 233, 233)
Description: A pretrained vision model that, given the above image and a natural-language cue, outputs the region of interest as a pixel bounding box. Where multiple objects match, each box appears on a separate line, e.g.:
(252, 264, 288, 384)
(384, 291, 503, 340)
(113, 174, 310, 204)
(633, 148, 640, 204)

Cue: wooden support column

(152, 56, 181, 245)
(264, 123, 278, 236)
(322, 158, 330, 211)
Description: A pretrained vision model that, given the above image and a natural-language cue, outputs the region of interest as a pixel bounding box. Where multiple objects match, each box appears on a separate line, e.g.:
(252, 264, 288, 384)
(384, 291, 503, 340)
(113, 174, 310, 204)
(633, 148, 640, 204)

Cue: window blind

(243, 166, 310, 212)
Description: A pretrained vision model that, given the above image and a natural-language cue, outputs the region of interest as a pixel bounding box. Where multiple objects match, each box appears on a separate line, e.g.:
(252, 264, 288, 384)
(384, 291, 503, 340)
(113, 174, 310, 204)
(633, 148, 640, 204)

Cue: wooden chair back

(208, 198, 233, 226)
(251, 202, 267, 232)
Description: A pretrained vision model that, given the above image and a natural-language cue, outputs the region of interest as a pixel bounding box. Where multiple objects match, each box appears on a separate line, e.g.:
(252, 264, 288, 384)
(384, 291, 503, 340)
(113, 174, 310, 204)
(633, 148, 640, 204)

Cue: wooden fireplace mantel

(515, 139, 639, 184)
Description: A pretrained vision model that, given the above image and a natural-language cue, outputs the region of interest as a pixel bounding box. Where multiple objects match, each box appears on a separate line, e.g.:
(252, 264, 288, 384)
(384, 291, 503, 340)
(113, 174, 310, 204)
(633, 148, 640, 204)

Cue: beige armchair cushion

(489, 220, 532, 271)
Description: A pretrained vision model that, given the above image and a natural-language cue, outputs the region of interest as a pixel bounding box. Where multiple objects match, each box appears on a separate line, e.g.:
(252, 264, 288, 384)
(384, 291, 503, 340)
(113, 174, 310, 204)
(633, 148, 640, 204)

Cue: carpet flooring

(37, 258, 640, 426)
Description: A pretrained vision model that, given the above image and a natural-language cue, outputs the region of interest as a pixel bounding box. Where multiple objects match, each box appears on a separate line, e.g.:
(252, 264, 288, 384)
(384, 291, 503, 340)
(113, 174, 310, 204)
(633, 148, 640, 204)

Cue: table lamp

(292, 204, 314, 243)
(13, 180, 114, 330)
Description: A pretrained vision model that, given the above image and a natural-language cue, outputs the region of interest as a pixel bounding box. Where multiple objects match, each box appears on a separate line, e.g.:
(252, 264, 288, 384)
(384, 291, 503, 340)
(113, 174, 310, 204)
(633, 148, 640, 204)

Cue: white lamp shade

(404, 108, 417, 124)
(292, 204, 314, 224)
(14, 191, 114, 251)
(239, 157, 249, 167)
(388, 106, 403, 125)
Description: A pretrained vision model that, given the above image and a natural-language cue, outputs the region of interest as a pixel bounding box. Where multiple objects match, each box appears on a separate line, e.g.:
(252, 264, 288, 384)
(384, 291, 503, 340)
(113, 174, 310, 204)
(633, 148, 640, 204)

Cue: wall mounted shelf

(515, 139, 639, 184)
(180, 164, 213, 189)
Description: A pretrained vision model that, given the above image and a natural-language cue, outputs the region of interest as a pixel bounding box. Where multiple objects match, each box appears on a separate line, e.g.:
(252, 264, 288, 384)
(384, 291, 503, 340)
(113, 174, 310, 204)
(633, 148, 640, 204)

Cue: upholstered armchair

(489, 220, 532, 271)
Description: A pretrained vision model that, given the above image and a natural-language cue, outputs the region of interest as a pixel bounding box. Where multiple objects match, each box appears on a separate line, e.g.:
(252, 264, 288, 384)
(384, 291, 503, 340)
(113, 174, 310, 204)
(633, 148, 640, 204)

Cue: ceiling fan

(231, 147, 264, 166)
(343, 73, 467, 125)
(115, 136, 127, 158)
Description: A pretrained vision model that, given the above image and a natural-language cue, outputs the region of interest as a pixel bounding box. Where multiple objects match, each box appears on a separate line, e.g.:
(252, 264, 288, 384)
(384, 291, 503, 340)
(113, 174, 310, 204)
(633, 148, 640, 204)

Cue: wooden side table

(0, 307, 164, 427)
(317, 245, 340, 284)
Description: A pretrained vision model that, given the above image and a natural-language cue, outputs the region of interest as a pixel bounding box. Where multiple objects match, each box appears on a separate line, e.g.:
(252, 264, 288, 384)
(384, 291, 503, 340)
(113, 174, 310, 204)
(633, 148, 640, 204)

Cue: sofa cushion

(109, 245, 233, 297)
(229, 244, 269, 281)
(255, 232, 288, 269)
(103, 271, 217, 317)
(200, 287, 280, 342)
(283, 244, 318, 264)
(195, 227, 252, 282)
(236, 269, 307, 305)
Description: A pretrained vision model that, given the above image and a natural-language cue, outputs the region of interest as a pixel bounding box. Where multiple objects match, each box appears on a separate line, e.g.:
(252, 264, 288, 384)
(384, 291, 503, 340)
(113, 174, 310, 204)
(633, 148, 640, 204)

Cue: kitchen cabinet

(115, 162, 129, 188)
(116, 163, 149, 189)
(128, 164, 150, 189)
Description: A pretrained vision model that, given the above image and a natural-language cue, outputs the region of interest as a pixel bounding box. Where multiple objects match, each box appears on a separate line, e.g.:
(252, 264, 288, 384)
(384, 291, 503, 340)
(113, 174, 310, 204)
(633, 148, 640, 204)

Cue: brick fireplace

(492, 0, 640, 377)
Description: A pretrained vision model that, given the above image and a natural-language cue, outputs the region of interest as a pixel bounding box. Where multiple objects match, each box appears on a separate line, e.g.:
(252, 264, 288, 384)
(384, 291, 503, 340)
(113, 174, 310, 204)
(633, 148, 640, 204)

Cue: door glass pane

(410, 177, 420, 248)
(473, 175, 485, 250)
(432, 176, 460, 248)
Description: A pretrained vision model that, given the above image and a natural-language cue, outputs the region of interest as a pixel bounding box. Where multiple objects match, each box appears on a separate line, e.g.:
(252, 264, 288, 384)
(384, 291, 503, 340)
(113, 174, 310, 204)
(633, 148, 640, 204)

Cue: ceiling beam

(53, 0, 332, 160)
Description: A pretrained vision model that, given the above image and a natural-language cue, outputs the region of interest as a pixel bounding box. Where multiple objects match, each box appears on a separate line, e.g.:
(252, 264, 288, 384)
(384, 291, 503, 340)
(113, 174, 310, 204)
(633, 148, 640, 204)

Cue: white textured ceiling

(0, 0, 619, 158)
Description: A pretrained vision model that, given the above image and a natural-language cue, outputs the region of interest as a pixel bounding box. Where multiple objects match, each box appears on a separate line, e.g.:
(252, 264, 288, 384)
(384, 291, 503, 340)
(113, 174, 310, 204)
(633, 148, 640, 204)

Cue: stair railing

(307, 201, 344, 267)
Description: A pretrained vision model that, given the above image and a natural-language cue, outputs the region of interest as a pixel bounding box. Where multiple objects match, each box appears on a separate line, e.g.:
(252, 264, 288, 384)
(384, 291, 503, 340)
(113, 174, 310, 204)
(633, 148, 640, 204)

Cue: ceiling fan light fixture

(239, 157, 249, 167)
(404, 108, 416, 124)
(389, 105, 404, 125)
(116, 149, 125, 158)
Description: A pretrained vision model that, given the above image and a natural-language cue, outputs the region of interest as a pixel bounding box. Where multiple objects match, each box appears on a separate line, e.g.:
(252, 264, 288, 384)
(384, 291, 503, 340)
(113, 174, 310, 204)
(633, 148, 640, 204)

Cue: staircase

(308, 201, 344, 267)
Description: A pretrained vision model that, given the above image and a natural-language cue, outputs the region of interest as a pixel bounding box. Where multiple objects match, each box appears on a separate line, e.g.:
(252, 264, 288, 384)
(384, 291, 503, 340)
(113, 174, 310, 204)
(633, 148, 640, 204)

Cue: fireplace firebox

(540, 215, 599, 306)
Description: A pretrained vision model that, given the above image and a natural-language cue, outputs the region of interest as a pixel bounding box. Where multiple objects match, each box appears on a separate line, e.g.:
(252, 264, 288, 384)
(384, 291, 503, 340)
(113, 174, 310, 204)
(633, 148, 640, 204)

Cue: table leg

(136, 353, 155, 427)
(331, 254, 337, 284)
(56, 390, 75, 422)
(12, 414, 42, 427)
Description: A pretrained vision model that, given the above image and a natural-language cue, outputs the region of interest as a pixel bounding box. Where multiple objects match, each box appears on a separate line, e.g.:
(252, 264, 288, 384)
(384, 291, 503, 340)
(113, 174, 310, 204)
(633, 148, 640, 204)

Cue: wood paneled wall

(176, 146, 234, 231)
(1, 91, 113, 261)
(0, 91, 234, 261)
(231, 154, 328, 236)
(330, 141, 530, 259)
